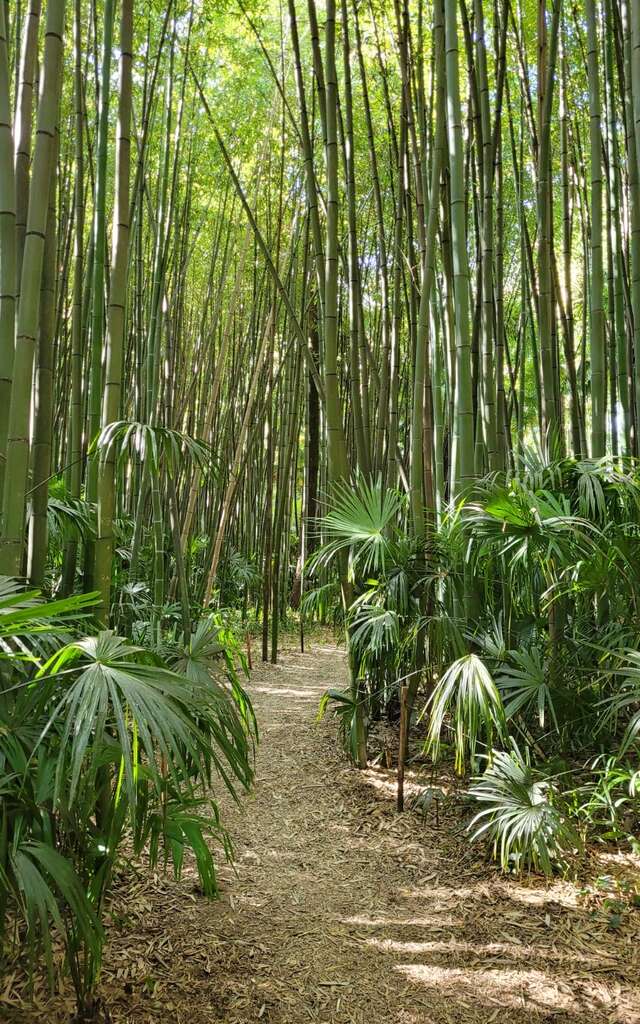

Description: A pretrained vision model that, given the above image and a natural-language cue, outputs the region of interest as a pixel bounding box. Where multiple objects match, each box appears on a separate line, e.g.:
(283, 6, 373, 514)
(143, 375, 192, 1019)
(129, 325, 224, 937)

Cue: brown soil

(3, 643, 640, 1024)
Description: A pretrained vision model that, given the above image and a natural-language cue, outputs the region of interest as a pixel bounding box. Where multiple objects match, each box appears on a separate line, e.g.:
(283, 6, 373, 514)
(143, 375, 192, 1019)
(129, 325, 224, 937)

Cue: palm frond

(9, 841, 101, 985)
(600, 650, 640, 753)
(37, 630, 254, 811)
(498, 646, 559, 730)
(468, 744, 578, 874)
(425, 654, 507, 773)
(94, 420, 214, 477)
(309, 477, 404, 580)
(46, 495, 96, 546)
(349, 601, 400, 663)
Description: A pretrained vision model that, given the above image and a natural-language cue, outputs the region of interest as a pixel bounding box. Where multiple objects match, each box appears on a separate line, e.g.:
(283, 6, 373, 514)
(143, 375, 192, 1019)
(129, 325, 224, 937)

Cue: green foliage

(602, 651, 640, 754)
(317, 460, 640, 873)
(425, 654, 507, 773)
(497, 647, 559, 730)
(94, 420, 214, 477)
(307, 479, 423, 750)
(299, 580, 343, 627)
(6, 842, 101, 990)
(569, 755, 639, 845)
(170, 611, 258, 747)
(0, 579, 256, 1011)
(46, 479, 96, 547)
(309, 477, 405, 581)
(215, 550, 261, 608)
(468, 745, 579, 875)
(317, 687, 362, 762)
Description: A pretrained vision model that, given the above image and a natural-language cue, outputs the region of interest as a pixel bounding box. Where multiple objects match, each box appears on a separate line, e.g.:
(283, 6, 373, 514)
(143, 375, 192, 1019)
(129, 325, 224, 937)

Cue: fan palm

(309, 477, 405, 581)
(469, 743, 578, 874)
(0, 580, 256, 1013)
(463, 480, 596, 571)
(307, 480, 425, 745)
(497, 646, 560, 731)
(425, 653, 507, 773)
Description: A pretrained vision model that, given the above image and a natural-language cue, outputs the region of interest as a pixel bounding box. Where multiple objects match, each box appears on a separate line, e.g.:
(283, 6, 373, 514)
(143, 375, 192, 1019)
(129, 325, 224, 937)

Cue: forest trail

(15, 645, 639, 1024)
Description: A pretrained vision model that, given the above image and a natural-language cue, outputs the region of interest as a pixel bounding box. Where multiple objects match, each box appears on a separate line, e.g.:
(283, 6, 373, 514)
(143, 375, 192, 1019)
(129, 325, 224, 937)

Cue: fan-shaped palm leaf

(37, 630, 254, 811)
(498, 646, 559, 730)
(309, 478, 404, 580)
(425, 654, 507, 772)
(171, 614, 257, 741)
(468, 744, 578, 874)
(349, 601, 401, 662)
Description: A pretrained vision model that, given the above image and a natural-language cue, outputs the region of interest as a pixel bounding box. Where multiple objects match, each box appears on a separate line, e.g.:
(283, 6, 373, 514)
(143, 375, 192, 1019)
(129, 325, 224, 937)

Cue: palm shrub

(455, 459, 640, 865)
(0, 580, 102, 996)
(310, 478, 406, 582)
(309, 479, 425, 756)
(313, 456, 640, 871)
(299, 580, 344, 630)
(468, 744, 579, 875)
(0, 578, 256, 1018)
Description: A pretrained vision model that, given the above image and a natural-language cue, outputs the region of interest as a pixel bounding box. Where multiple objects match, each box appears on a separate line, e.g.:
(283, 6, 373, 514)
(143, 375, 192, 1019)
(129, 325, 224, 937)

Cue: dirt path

(7, 644, 640, 1024)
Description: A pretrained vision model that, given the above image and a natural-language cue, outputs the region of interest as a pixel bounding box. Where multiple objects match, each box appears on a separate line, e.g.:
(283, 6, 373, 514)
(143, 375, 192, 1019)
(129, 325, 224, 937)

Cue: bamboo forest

(1, 0, 640, 1018)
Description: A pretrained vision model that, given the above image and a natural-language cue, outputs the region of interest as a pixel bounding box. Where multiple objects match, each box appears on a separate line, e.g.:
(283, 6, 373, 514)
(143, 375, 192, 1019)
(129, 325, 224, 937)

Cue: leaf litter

(2, 644, 639, 1023)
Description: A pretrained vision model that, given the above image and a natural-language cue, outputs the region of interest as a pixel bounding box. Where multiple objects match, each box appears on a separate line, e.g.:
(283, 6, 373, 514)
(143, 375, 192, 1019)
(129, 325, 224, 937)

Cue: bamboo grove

(1, 0, 640, 1009)
(2, 0, 640, 626)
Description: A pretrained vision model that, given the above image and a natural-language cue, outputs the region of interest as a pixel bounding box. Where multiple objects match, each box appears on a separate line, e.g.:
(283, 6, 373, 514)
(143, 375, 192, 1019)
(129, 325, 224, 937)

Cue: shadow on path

(9, 644, 639, 1024)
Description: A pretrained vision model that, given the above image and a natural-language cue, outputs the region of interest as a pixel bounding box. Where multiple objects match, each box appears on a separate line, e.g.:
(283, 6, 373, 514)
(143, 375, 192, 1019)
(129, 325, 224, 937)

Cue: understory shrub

(308, 458, 640, 873)
(0, 578, 256, 1016)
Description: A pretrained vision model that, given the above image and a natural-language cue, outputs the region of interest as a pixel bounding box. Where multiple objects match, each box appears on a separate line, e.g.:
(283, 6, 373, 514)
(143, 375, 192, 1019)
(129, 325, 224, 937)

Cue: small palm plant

(308, 478, 422, 758)
(308, 462, 640, 872)
(425, 653, 507, 773)
(309, 476, 406, 581)
(468, 744, 579, 875)
(0, 578, 256, 1018)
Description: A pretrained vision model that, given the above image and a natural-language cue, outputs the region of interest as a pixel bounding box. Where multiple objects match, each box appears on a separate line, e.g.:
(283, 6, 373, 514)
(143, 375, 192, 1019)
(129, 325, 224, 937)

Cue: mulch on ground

(2, 644, 639, 1024)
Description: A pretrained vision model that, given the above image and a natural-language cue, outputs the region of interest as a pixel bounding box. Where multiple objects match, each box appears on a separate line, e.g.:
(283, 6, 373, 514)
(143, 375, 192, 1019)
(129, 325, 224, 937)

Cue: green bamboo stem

(0, 0, 65, 576)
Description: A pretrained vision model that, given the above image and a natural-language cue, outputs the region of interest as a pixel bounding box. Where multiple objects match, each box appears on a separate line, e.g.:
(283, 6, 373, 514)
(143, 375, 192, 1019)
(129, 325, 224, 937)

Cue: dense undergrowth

(3, 452, 640, 1018)
(0, 561, 256, 1019)
(309, 453, 640, 875)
